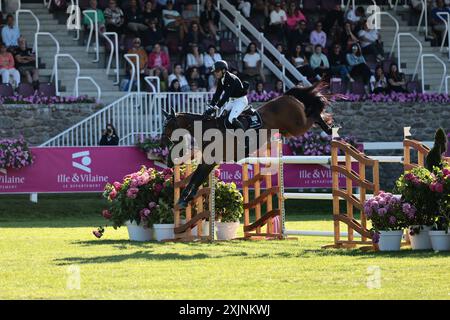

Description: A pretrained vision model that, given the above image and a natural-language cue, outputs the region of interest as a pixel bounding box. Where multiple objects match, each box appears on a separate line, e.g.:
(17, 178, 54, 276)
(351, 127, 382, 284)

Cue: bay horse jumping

(161, 83, 334, 208)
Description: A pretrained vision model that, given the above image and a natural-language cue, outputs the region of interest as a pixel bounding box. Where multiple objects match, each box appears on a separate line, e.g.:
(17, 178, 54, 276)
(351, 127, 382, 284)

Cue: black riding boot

(232, 118, 245, 130)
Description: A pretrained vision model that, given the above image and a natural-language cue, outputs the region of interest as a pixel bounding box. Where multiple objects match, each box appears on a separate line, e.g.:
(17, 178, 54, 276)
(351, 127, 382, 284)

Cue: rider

(203, 60, 249, 130)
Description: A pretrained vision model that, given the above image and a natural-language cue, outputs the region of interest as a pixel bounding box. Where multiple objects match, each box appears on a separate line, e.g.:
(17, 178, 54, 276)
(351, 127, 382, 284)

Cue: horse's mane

(176, 112, 204, 120)
(283, 82, 331, 118)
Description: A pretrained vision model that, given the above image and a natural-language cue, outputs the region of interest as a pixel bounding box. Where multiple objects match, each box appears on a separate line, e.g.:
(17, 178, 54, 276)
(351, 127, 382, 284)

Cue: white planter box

(216, 221, 240, 240)
(180, 219, 210, 237)
(153, 223, 175, 241)
(409, 225, 433, 250)
(429, 230, 450, 251)
(125, 220, 153, 242)
(378, 230, 403, 251)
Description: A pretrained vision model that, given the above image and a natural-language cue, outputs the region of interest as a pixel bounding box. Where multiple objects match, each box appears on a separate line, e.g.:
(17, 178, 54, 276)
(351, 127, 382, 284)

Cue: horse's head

(161, 107, 177, 150)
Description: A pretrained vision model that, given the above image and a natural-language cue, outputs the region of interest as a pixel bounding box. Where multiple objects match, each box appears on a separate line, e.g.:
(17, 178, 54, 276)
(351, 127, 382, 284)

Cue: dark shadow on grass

(298, 248, 450, 259)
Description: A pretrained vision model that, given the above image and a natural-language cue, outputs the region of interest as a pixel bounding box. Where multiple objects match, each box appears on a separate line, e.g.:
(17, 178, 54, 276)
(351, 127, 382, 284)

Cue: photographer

(99, 124, 119, 146)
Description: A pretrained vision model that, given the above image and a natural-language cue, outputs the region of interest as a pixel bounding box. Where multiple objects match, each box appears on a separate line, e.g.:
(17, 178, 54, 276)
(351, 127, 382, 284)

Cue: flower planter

(409, 225, 433, 250)
(125, 220, 153, 242)
(153, 223, 175, 241)
(429, 230, 450, 251)
(216, 221, 240, 240)
(180, 219, 210, 237)
(377, 230, 404, 251)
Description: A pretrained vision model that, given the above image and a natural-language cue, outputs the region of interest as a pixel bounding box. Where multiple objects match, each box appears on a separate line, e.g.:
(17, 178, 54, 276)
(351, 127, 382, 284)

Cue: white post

(30, 193, 38, 203)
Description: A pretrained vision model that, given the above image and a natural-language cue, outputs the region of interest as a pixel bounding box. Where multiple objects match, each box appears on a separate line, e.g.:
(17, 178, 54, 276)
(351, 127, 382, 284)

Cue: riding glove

(203, 105, 218, 117)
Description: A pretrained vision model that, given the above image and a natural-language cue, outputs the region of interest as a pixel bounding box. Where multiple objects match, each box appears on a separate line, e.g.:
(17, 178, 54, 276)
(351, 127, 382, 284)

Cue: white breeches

(219, 96, 249, 122)
(0, 68, 20, 85)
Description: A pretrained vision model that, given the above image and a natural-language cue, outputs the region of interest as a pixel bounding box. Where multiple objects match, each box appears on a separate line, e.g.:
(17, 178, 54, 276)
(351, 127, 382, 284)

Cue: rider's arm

(217, 78, 239, 108)
(210, 79, 223, 106)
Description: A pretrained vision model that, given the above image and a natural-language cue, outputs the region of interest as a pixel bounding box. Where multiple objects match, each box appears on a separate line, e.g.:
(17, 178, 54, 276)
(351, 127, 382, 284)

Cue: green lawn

(0, 194, 450, 300)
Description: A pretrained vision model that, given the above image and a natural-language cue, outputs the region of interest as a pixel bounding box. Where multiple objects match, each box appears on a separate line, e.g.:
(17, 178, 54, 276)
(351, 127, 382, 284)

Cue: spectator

(168, 63, 190, 91)
(431, 0, 450, 46)
(125, 0, 148, 35)
(346, 5, 365, 24)
(14, 37, 39, 89)
(1, 14, 19, 48)
(346, 43, 371, 94)
(252, 0, 268, 31)
(243, 42, 265, 83)
(370, 65, 388, 94)
(252, 81, 267, 95)
(310, 21, 327, 50)
(147, 43, 170, 82)
(187, 67, 206, 90)
(290, 44, 317, 81)
(181, 2, 199, 25)
(104, 0, 125, 35)
(274, 79, 284, 94)
(127, 37, 148, 75)
(143, 0, 160, 27)
(342, 21, 359, 51)
(142, 19, 164, 52)
(269, 2, 287, 39)
(237, 0, 251, 18)
(200, 0, 220, 40)
(358, 20, 384, 62)
(82, 0, 106, 33)
(99, 123, 119, 146)
(272, 43, 285, 69)
(310, 44, 330, 80)
(287, 19, 310, 52)
(387, 62, 407, 93)
(204, 45, 222, 88)
(189, 80, 201, 92)
(168, 78, 181, 92)
(162, 0, 187, 40)
(186, 44, 204, 71)
(329, 43, 351, 81)
(286, 1, 306, 31)
(324, 3, 344, 33)
(184, 22, 204, 49)
(0, 43, 20, 87)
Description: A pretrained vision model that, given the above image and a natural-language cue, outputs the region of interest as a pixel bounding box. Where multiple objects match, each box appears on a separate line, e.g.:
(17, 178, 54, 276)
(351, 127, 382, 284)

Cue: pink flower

(214, 169, 221, 178)
(126, 187, 139, 199)
(93, 230, 103, 238)
(102, 209, 112, 219)
(109, 189, 117, 200)
(148, 201, 157, 209)
(140, 208, 151, 219)
(113, 181, 122, 191)
(154, 183, 163, 194)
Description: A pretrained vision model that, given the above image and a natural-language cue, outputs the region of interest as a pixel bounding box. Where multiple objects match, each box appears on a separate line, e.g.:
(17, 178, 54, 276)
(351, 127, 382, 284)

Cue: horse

(161, 83, 334, 208)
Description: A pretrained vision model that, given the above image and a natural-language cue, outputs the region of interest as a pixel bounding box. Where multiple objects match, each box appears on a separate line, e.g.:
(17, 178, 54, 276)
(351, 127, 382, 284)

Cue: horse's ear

(171, 107, 176, 116)
(162, 110, 169, 118)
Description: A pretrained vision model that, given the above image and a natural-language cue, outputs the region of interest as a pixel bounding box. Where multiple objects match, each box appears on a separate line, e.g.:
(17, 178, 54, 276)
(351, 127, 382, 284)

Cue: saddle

(221, 108, 263, 131)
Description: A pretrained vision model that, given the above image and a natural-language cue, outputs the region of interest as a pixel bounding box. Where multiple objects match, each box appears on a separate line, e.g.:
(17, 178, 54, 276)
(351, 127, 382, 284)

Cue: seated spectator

(200, 0, 220, 39)
(237, 0, 251, 18)
(147, 43, 170, 82)
(127, 37, 148, 75)
(182, 2, 199, 25)
(169, 78, 181, 92)
(431, 0, 450, 46)
(99, 123, 119, 146)
(184, 22, 204, 50)
(287, 20, 311, 53)
(290, 44, 317, 81)
(274, 79, 284, 94)
(0, 43, 20, 87)
(324, 3, 344, 33)
(269, 2, 287, 40)
(186, 44, 204, 71)
(329, 43, 351, 81)
(370, 65, 388, 94)
(243, 42, 266, 83)
(310, 45, 330, 80)
(387, 62, 407, 93)
(310, 22, 327, 51)
(125, 0, 148, 36)
(187, 67, 206, 90)
(168, 63, 190, 91)
(142, 19, 164, 52)
(358, 20, 384, 62)
(189, 80, 203, 92)
(143, 0, 160, 27)
(163, 0, 187, 40)
(82, 0, 106, 33)
(346, 43, 372, 94)
(346, 5, 365, 25)
(286, 1, 306, 31)
(14, 37, 39, 89)
(104, 0, 125, 35)
(252, 81, 267, 95)
(1, 14, 19, 49)
(272, 43, 285, 69)
(204, 45, 222, 88)
(342, 21, 359, 51)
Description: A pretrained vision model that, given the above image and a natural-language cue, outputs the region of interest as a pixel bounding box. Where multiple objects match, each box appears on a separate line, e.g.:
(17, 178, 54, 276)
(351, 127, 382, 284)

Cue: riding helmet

(212, 60, 228, 72)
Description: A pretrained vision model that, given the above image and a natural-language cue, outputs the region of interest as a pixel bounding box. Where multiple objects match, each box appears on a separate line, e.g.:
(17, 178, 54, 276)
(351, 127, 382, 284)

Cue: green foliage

(425, 128, 448, 171)
(215, 181, 243, 222)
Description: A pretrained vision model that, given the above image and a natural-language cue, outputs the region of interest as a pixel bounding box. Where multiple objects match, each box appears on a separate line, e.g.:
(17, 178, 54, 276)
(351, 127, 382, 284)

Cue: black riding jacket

(210, 71, 248, 108)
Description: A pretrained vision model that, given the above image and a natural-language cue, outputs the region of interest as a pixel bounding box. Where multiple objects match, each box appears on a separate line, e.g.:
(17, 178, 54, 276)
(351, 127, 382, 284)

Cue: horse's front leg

(177, 163, 217, 209)
(315, 116, 333, 135)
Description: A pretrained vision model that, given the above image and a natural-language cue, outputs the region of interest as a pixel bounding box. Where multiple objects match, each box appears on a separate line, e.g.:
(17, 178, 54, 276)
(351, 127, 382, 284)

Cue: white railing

(217, 0, 311, 88)
(83, 10, 100, 62)
(54, 53, 81, 96)
(417, 0, 429, 38)
(436, 12, 450, 61)
(124, 53, 141, 93)
(75, 76, 101, 102)
(445, 76, 450, 95)
(16, 10, 40, 52)
(70, 0, 81, 41)
(145, 76, 161, 92)
(396, 33, 422, 80)
(420, 53, 447, 93)
(35, 32, 61, 82)
(102, 32, 120, 84)
(375, 11, 399, 58)
(40, 92, 213, 147)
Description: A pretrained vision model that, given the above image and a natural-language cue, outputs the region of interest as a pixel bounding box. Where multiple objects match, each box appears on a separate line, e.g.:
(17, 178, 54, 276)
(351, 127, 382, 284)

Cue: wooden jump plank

(174, 211, 210, 234)
(243, 209, 280, 232)
(332, 189, 364, 211)
(174, 172, 195, 189)
(334, 215, 373, 239)
(331, 140, 378, 165)
(403, 139, 431, 154)
(243, 187, 279, 210)
(242, 173, 269, 187)
(331, 165, 376, 190)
